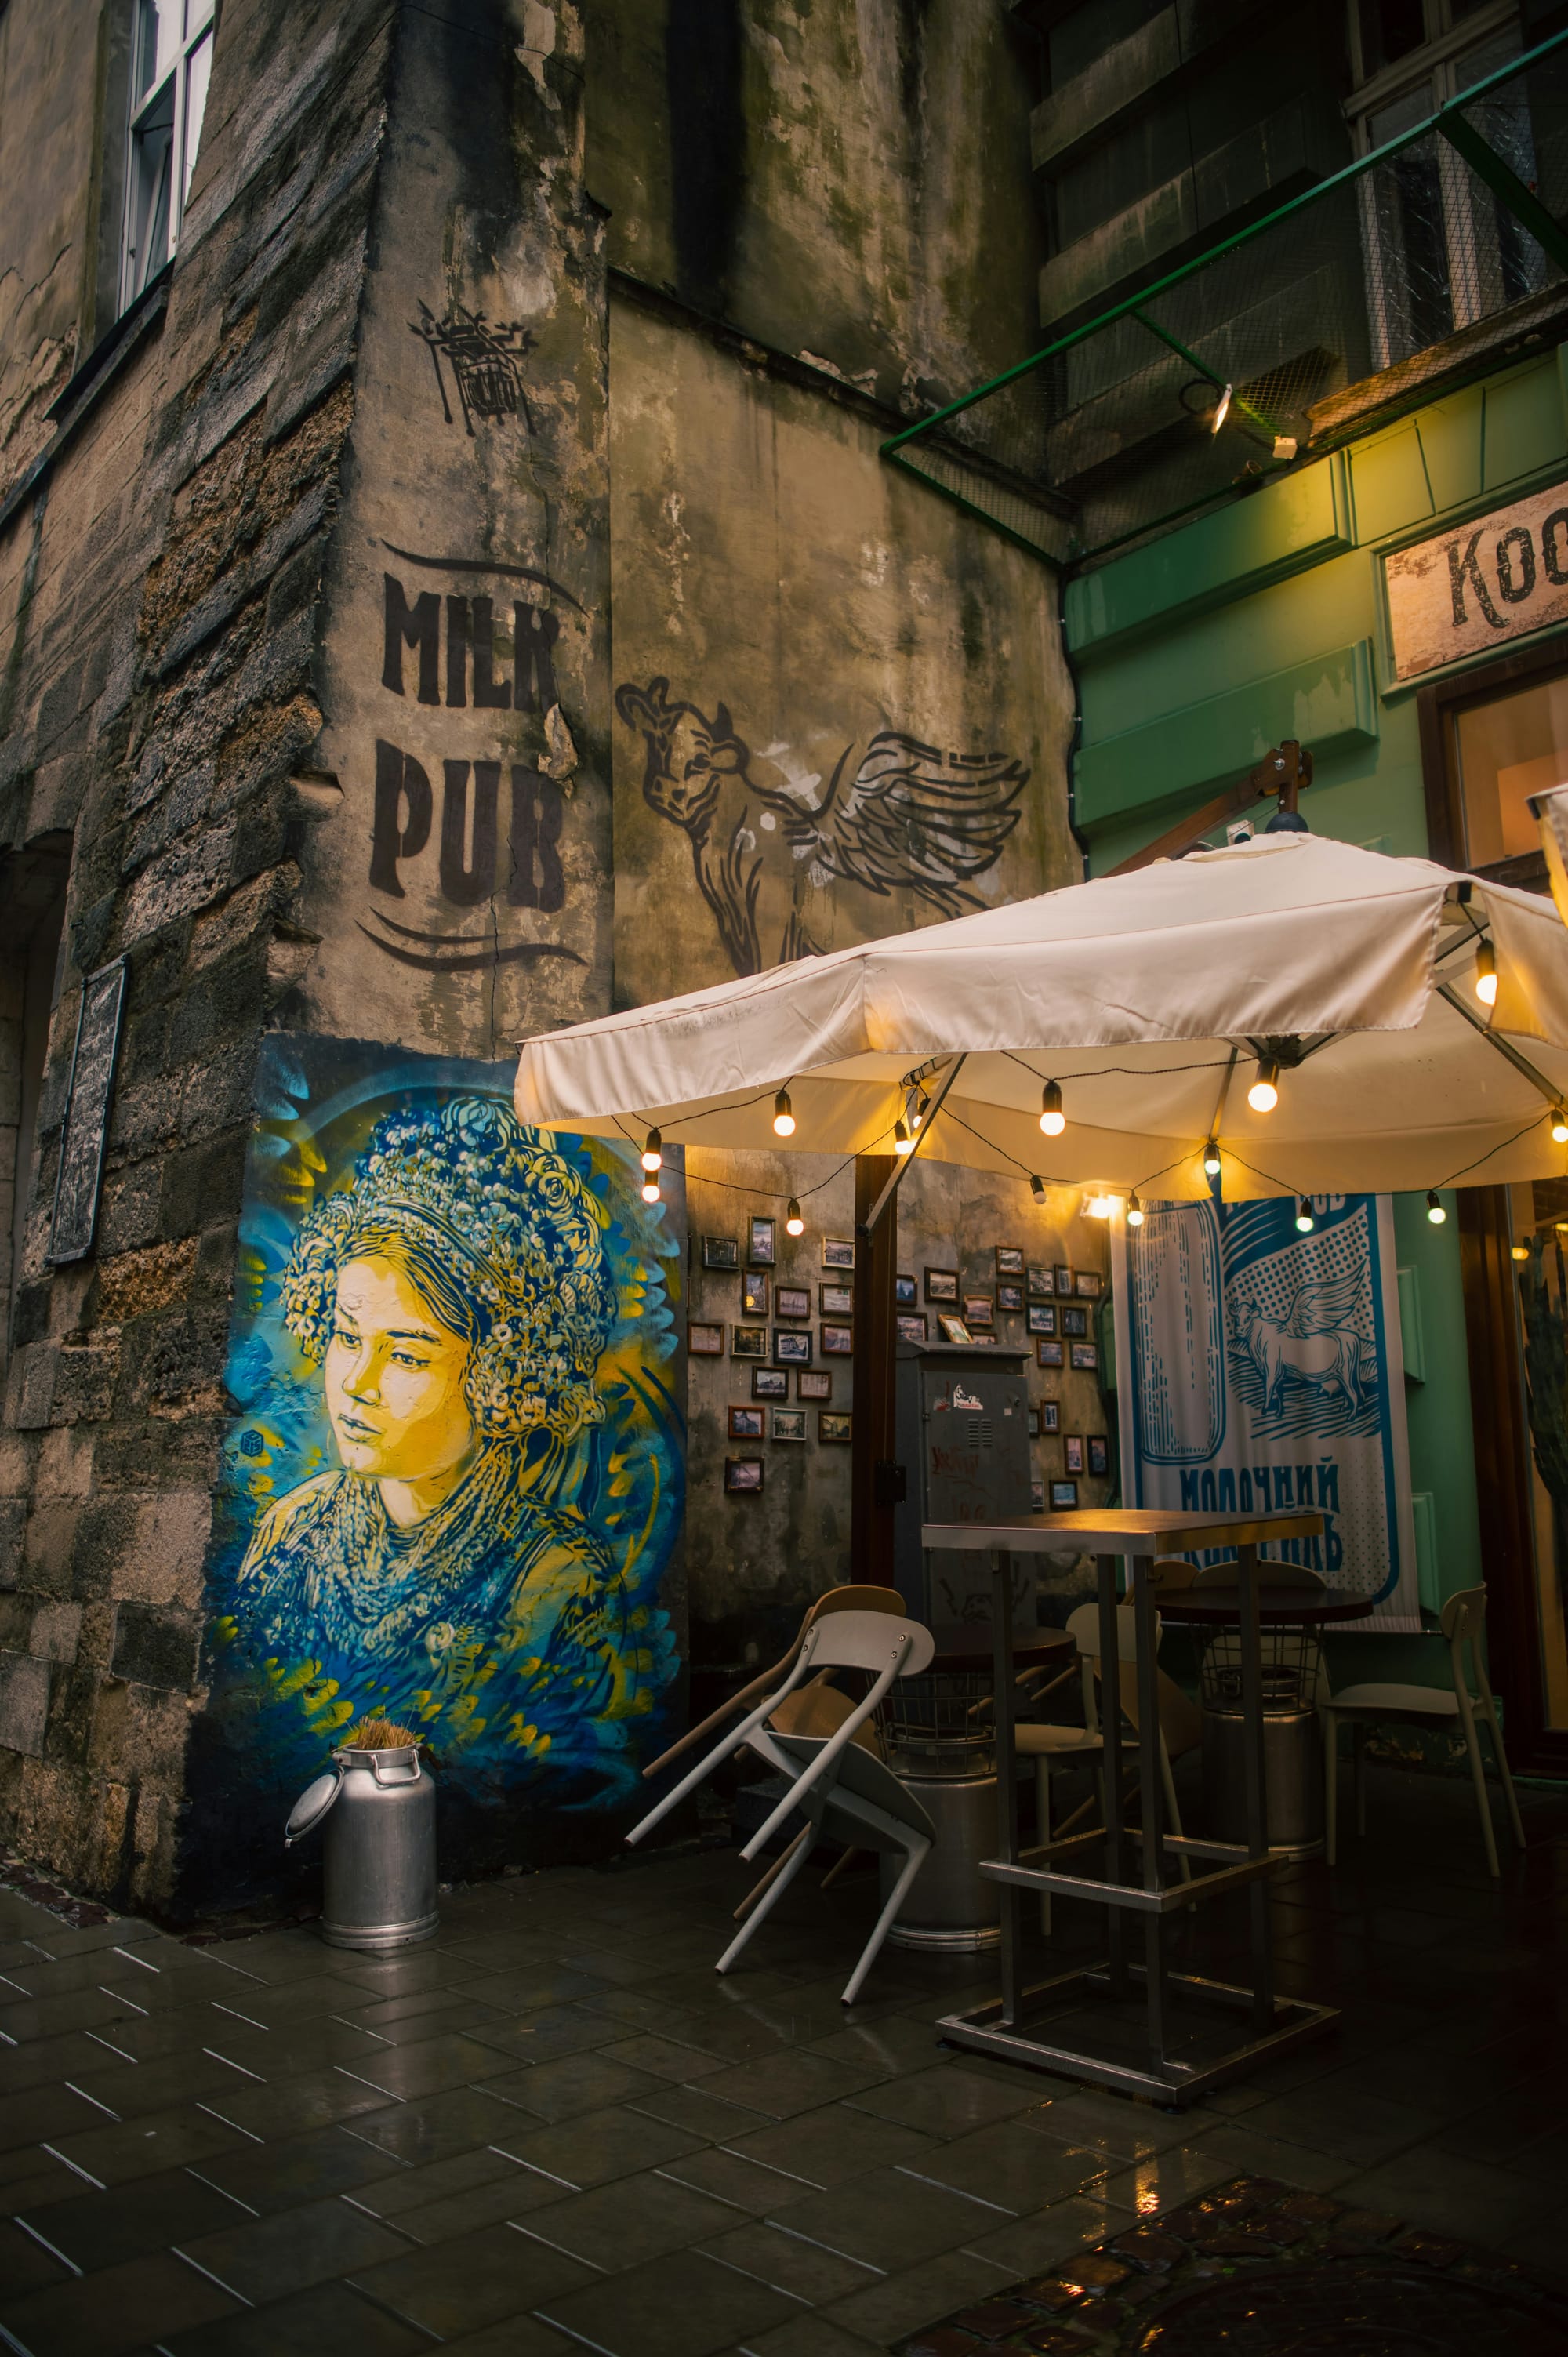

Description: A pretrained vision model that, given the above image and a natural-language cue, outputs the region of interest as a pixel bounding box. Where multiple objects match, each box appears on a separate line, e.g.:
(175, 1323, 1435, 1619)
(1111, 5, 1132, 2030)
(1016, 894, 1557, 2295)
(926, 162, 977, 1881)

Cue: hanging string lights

(1030, 1175, 1046, 1204)
(1203, 1139, 1222, 1178)
(1426, 1190, 1447, 1224)
(785, 1198, 804, 1237)
(772, 1089, 796, 1137)
(1126, 1193, 1144, 1227)
(1475, 941, 1497, 1006)
(1552, 1107, 1568, 1145)
(1247, 1059, 1279, 1113)
(1039, 1081, 1065, 1137)
(1295, 1197, 1315, 1233)
(893, 1120, 914, 1157)
(641, 1129, 662, 1204)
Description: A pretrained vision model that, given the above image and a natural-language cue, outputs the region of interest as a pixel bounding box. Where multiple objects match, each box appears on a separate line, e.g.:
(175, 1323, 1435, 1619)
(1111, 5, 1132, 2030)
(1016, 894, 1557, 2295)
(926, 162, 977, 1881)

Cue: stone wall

(0, 0, 395, 1907)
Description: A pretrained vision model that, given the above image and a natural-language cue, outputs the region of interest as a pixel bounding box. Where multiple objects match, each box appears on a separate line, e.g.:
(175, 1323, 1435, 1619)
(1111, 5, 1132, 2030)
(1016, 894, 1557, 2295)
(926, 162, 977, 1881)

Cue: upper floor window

(122, 0, 214, 311)
(1349, 2, 1548, 371)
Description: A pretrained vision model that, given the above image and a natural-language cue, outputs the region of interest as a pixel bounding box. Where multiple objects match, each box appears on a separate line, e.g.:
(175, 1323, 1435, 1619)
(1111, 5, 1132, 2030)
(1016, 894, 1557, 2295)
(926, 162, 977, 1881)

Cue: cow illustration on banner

(1112, 1193, 1417, 1629)
(187, 1037, 684, 1898)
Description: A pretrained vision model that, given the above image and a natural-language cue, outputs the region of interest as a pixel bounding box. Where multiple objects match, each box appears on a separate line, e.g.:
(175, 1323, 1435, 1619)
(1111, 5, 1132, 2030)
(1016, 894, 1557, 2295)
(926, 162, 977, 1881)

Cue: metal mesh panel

(884, 36, 1568, 566)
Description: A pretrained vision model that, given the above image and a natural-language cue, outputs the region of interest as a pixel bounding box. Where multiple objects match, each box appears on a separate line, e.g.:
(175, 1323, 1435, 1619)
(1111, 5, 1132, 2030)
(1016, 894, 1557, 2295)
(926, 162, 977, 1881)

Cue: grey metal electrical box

(891, 1341, 1033, 1625)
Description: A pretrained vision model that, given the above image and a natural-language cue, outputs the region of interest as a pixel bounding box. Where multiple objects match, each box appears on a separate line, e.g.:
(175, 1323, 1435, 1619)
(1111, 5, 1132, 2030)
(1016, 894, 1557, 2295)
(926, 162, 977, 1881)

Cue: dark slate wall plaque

(47, 957, 127, 1265)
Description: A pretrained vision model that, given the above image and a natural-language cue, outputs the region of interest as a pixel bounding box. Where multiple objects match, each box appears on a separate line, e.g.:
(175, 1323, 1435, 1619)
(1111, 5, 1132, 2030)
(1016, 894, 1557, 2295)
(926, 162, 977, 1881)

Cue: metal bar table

(922, 1509, 1333, 2106)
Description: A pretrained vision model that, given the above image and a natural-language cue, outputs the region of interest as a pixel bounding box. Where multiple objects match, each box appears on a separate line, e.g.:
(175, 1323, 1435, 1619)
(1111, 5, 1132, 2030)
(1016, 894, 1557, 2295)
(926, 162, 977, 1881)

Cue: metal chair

(1014, 1601, 1199, 1932)
(626, 1609, 937, 2003)
(1320, 1585, 1526, 1877)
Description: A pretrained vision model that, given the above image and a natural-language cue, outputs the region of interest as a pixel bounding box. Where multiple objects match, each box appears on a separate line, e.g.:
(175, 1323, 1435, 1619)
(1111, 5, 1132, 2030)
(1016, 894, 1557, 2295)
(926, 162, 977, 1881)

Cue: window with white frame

(1349, 0, 1549, 372)
(122, 0, 215, 312)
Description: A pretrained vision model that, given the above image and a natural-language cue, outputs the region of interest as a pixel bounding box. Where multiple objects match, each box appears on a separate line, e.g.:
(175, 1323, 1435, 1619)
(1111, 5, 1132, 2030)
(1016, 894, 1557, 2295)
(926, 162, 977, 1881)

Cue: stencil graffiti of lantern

(198, 1040, 684, 1890)
(615, 677, 1029, 976)
(411, 303, 536, 434)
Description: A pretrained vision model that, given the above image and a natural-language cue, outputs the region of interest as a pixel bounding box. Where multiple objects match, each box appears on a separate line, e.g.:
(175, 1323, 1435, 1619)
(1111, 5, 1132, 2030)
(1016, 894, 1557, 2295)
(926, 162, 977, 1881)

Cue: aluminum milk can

(285, 1740, 438, 1951)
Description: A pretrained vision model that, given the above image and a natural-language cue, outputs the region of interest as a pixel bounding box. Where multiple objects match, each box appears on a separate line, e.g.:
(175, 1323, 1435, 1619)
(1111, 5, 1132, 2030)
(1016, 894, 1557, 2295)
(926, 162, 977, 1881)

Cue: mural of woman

(198, 1048, 683, 1879)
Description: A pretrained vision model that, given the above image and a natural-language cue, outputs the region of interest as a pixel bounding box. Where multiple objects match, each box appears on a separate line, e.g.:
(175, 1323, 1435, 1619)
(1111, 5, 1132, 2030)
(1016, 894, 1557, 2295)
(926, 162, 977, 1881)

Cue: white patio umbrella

(514, 833, 1568, 1205)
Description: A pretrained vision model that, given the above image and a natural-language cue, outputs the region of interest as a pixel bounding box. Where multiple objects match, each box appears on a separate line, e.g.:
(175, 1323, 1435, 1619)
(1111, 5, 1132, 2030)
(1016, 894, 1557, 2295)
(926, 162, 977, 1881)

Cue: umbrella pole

(852, 1154, 900, 1589)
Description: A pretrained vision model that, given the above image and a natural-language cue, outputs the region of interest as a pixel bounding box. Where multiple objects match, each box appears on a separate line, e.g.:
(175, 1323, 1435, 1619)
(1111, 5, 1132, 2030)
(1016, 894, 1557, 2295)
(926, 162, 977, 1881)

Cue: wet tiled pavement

(1, 1763, 1567, 2355)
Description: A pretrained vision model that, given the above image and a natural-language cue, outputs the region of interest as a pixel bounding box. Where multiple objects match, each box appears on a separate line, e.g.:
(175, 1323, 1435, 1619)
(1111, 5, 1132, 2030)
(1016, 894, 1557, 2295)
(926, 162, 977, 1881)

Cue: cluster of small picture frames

(695, 1221, 855, 1492)
(702, 1225, 855, 1272)
(894, 1255, 1101, 1353)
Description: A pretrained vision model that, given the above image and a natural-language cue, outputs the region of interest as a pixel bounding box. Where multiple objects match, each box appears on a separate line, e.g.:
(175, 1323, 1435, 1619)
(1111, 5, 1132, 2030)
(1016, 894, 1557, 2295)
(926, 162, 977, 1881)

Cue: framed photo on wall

(822, 1237, 855, 1269)
(688, 1322, 724, 1356)
(731, 1325, 768, 1359)
(1061, 1305, 1089, 1338)
(997, 1282, 1023, 1313)
(1076, 1270, 1103, 1299)
(742, 1273, 771, 1317)
(725, 1457, 764, 1494)
(1041, 1401, 1060, 1433)
(1071, 1341, 1098, 1371)
(821, 1322, 853, 1356)
(925, 1268, 960, 1303)
(896, 1312, 928, 1344)
(749, 1215, 776, 1266)
(771, 1408, 807, 1440)
(702, 1236, 739, 1271)
(1054, 1266, 1075, 1298)
(728, 1405, 764, 1440)
(937, 1313, 974, 1345)
(1037, 1338, 1064, 1368)
(1064, 1434, 1084, 1474)
(774, 1328, 813, 1365)
(797, 1369, 832, 1400)
(996, 1245, 1025, 1277)
(1027, 1304, 1057, 1336)
(819, 1283, 855, 1315)
(1030, 1478, 1045, 1513)
(819, 1411, 852, 1444)
(963, 1294, 994, 1330)
(895, 1272, 919, 1306)
(775, 1285, 811, 1320)
(1087, 1436, 1109, 1476)
(751, 1367, 789, 1400)
(1026, 1407, 1040, 1438)
(1049, 1478, 1079, 1509)
(1028, 1264, 1054, 1298)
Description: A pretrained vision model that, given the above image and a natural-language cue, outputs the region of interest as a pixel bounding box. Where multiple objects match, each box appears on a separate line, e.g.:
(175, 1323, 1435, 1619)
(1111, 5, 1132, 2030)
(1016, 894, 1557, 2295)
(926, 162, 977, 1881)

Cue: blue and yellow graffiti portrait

(201, 1037, 684, 1844)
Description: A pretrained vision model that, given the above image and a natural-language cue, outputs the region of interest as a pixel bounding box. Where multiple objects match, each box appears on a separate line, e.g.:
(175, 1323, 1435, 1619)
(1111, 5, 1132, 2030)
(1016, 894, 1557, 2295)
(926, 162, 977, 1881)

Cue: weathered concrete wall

(609, 299, 1075, 1005)
(299, 0, 613, 1056)
(585, 0, 1044, 417)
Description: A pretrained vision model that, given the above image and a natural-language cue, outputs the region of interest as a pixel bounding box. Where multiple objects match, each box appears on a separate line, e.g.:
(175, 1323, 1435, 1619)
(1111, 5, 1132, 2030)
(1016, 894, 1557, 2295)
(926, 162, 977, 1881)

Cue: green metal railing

(882, 26, 1568, 568)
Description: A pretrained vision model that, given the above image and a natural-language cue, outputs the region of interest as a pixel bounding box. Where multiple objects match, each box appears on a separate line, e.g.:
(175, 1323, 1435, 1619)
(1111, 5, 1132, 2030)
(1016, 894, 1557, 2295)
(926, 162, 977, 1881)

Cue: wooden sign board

(1385, 481, 1568, 681)
(47, 958, 127, 1265)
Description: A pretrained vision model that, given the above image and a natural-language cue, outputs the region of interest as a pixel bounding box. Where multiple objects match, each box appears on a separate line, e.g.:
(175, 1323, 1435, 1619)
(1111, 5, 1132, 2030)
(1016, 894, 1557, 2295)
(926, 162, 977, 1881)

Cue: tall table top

(929, 1623, 1073, 1674)
(921, 1509, 1325, 1556)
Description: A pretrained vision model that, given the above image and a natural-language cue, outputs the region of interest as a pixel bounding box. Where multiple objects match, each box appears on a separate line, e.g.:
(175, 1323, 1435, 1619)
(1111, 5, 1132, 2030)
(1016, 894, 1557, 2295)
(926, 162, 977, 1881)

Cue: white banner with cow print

(1112, 1193, 1418, 1631)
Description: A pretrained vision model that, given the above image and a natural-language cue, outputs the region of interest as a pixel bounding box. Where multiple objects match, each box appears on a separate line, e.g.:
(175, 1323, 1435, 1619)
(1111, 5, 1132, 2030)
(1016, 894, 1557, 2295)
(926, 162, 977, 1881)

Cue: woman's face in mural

(325, 1257, 477, 1499)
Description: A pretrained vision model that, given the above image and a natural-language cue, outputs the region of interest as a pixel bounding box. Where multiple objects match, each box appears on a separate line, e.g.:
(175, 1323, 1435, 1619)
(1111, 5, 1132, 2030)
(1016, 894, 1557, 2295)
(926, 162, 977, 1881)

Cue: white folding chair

(626, 1609, 937, 2003)
(1321, 1585, 1526, 1877)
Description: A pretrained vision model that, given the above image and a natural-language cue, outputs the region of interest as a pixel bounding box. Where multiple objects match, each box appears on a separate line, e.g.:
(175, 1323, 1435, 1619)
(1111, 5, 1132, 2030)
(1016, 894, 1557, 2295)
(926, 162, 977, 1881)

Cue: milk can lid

(285, 1769, 343, 1845)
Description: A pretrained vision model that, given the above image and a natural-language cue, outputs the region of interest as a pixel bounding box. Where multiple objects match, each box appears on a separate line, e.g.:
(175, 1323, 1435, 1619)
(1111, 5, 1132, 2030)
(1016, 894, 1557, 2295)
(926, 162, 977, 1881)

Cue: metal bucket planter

(285, 1739, 438, 1952)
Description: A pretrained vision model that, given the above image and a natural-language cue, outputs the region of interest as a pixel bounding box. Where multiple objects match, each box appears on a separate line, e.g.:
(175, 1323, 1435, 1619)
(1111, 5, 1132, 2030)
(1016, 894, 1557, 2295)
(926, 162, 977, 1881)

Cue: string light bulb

(641, 1175, 661, 1206)
(1039, 1080, 1065, 1137)
(893, 1120, 914, 1157)
(1126, 1193, 1145, 1228)
(1030, 1175, 1046, 1204)
(772, 1089, 796, 1138)
(640, 1128, 662, 1175)
(1247, 1060, 1279, 1113)
(910, 1091, 928, 1133)
(785, 1198, 804, 1237)
(1295, 1197, 1315, 1233)
(1475, 940, 1497, 1007)
(1552, 1107, 1568, 1145)
(1426, 1190, 1446, 1225)
(1203, 1139, 1222, 1178)
(1512, 1243, 1530, 1262)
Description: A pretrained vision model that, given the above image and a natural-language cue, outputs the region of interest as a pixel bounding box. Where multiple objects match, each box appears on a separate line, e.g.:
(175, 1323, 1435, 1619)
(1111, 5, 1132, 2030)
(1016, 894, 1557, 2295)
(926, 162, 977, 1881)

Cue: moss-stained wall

(586, 0, 1043, 416)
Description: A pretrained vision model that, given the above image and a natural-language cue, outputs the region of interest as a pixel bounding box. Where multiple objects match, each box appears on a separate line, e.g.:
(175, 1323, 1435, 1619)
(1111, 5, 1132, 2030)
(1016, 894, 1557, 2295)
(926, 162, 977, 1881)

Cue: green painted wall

(1067, 345, 1568, 1679)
